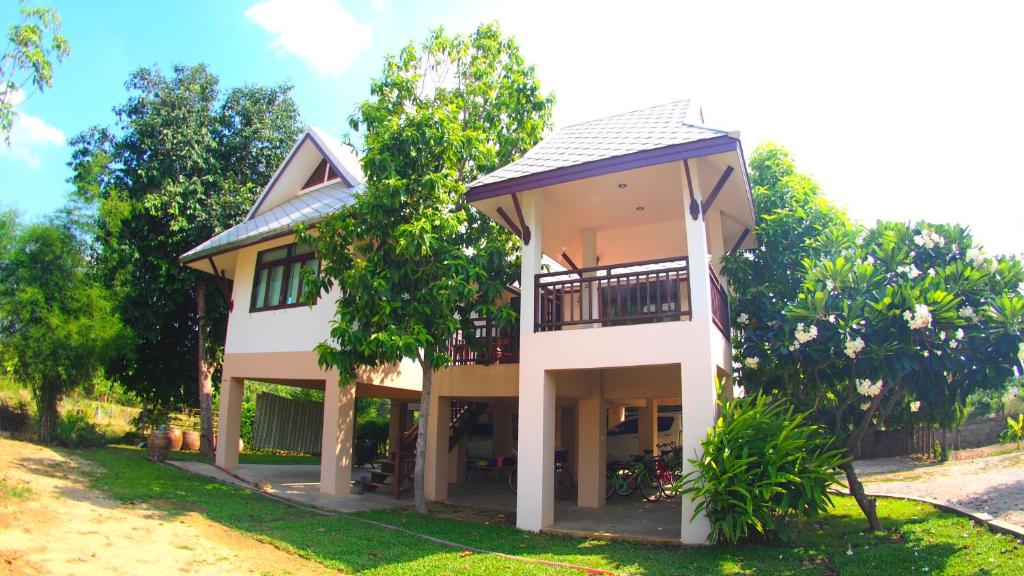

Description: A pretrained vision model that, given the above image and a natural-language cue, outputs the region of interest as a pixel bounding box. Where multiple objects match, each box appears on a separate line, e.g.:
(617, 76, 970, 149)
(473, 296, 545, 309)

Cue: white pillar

(576, 382, 605, 508)
(581, 229, 598, 324)
(320, 375, 356, 496)
(638, 400, 658, 455)
(679, 158, 718, 544)
(215, 376, 243, 471)
(517, 369, 555, 531)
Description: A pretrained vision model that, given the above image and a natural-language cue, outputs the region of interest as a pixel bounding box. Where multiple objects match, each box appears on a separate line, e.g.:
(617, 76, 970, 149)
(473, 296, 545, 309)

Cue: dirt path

(0, 439, 335, 576)
(856, 449, 1024, 528)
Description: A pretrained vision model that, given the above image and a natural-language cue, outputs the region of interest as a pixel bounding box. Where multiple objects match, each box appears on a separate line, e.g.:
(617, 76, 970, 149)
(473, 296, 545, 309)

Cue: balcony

(534, 257, 730, 338)
(447, 317, 521, 366)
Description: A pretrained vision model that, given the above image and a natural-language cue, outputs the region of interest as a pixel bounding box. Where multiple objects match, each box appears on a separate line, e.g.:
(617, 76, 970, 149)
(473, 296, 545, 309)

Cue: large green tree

(724, 145, 1024, 530)
(69, 64, 302, 454)
(305, 23, 553, 512)
(0, 218, 127, 442)
(1, 0, 69, 143)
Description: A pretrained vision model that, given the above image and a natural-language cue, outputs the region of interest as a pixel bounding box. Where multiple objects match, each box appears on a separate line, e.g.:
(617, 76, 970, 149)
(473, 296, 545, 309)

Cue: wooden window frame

(249, 243, 318, 313)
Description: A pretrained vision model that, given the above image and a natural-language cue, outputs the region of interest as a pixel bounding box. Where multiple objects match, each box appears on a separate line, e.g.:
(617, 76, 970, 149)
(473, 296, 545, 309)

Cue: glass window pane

(266, 264, 284, 306)
(258, 246, 289, 264)
(294, 243, 315, 256)
(285, 262, 302, 304)
(253, 268, 268, 309)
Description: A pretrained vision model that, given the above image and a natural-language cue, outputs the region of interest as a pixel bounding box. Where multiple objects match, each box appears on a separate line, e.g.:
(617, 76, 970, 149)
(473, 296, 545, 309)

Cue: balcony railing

(534, 257, 691, 332)
(709, 266, 730, 338)
(446, 317, 520, 365)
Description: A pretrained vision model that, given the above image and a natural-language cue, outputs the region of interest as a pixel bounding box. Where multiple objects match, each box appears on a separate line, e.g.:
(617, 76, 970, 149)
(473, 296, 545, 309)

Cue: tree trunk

(196, 284, 216, 457)
(35, 380, 60, 443)
(841, 460, 882, 531)
(414, 350, 433, 514)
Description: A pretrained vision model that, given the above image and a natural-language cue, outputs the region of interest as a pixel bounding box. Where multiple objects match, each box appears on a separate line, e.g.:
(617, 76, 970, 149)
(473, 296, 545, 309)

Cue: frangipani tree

(732, 221, 1024, 530)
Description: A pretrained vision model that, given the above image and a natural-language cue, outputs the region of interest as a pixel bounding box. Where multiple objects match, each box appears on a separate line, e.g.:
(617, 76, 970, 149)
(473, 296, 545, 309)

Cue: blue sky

(2, 0, 1023, 254)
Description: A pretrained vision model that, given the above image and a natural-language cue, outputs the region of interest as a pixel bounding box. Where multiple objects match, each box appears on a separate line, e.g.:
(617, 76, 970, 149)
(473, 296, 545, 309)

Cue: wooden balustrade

(708, 265, 730, 338)
(446, 317, 520, 365)
(534, 256, 691, 332)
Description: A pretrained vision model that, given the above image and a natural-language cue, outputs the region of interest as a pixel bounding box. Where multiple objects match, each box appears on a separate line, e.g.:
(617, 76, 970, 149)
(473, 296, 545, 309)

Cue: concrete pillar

(448, 436, 467, 485)
(492, 400, 513, 457)
(215, 376, 243, 471)
(638, 400, 658, 455)
(607, 403, 626, 430)
(425, 395, 451, 501)
(581, 229, 598, 324)
(679, 158, 718, 544)
(576, 385, 605, 508)
(320, 375, 356, 496)
(516, 370, 555, 531)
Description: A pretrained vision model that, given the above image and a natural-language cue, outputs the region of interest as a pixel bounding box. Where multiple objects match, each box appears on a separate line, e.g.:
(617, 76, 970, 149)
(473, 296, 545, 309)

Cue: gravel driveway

(855, 449, 1024, 529)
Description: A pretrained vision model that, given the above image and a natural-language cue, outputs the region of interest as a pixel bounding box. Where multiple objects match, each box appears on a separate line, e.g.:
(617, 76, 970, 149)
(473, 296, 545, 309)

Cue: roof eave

(466, 135, 740, 203)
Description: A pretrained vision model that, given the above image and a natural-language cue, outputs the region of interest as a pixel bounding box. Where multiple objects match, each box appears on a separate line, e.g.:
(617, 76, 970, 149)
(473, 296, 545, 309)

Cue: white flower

(928, 268, 937, 277)
(788, 342, 799, 352)
(859, 401, 872, 411)
(856, 231, 868, 244)
(897, 264, 921, 279)
(913, 229, 945, 249)
(825, 279, 835, 291)
(910, 401, 921, 413)
(955, 328, 965, 340)
(828, 314, 837, 324)
(1019, 282, 1024, 296)
(856, 379, 884, 398)
(958, 306, 976, 320)
(864, 255, 876, 265)
(949, 340, 958, 349)
(794, 322, 818, 344)
(966, 248, 985, 267)
(922, 350, 930, 357)
(903, 304, 932, 330)
(736, 312, 750, 325)
(845, 337, 865, 359)
(939, 331, 946, 341)
(732, 384, 747, 399)
(744, 356, 760, 370)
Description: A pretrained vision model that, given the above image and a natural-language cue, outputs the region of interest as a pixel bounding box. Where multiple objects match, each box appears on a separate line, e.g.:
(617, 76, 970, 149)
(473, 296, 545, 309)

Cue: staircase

(368, 400, 489, 499)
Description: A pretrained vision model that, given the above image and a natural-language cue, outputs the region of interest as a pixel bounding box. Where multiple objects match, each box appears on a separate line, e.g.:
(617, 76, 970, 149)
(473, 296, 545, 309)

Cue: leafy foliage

(0, 0, 70, 143)
(55, 409, 106, 448)
(68, 65, 303, 408)
(1000, 413, 1023, 448)
(0, 219, 128, 442)
(724, 144, 1024, 529)
(677, 393, 847, 544)
(304, 23, 553, 512)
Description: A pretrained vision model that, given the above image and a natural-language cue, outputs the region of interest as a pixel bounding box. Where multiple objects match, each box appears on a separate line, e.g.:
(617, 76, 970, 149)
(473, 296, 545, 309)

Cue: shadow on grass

(72, 446, 1023, 576)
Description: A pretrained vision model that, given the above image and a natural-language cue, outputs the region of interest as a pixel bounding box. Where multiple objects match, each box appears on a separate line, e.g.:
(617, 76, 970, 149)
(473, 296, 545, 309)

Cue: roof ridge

(557, 98, 691, 130)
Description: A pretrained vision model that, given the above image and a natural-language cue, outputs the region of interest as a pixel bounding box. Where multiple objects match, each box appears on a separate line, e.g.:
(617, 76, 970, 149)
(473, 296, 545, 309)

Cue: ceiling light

(617, 183, 627, 189)
(635, 206, 645, 212)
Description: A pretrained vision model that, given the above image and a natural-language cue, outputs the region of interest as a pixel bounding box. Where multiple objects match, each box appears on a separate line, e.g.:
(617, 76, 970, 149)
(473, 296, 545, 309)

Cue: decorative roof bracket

(683, 159, 701, 220)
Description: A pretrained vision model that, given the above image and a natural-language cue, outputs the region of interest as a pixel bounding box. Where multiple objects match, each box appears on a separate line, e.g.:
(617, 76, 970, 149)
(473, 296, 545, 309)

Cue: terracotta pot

(168, 428, 183, 451)
(211, 435, 244, 452)
(181, 430, 200, 452)
(147, 430, 171, 462)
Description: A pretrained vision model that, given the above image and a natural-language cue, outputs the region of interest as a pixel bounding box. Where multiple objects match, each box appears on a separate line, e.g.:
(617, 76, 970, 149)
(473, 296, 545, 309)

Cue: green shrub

(56, 409, 106, 448)
(999, 413, 1023, 449)
(677, 393, 848, 544)
(0, 397, 30, 434)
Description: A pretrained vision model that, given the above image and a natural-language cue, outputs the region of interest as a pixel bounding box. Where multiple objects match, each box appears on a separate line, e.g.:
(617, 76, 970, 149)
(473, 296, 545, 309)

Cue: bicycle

(615, 444, 682, 501)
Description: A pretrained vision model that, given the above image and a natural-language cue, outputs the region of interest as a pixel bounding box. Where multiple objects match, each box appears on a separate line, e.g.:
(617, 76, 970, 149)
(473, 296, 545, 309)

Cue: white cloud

(0, 89, 65, 169)
(371, 0, 385, 12)
(245, 0, 372, 77)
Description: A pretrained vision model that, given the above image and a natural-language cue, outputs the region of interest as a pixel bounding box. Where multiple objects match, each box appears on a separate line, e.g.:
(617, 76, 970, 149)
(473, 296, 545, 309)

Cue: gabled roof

(180, 182, 360, 263)
(246, 125, 363, 219)
(466, 100, 737, 201)
(180, 126, 364, 264)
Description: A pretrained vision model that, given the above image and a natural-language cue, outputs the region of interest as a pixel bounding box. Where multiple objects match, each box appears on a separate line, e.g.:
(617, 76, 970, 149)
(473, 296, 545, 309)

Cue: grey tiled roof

(181, 182, 359, 262)
(469, 100, 728, 189)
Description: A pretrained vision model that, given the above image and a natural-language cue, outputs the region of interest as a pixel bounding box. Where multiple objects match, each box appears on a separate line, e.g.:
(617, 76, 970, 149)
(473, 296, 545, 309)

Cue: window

(250, 243, 318, 312)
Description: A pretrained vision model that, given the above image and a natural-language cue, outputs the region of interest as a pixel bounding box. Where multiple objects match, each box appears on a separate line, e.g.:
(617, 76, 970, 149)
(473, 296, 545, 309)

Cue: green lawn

(166, 449, 320, 465)
(79, 446, 1023, 575)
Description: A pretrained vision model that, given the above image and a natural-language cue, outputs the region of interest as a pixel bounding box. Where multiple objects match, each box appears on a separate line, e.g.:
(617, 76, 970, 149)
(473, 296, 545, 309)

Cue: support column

(320, 375, 356, 496)
(492, 400, 512, 457)
(679, 158, 718, 544)
(607, 403, 626, 430)
(215, 376, 243, 471)
(517, 369, 555, 531)
(638, 400, 658, 455)
(425, 395, 451, 501)
(448, 436, 467, 485)
(576, 382, 605, 508)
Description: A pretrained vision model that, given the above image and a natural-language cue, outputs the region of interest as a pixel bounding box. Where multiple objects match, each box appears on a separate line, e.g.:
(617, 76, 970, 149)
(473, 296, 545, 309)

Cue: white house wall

(225, 234, 338, 354)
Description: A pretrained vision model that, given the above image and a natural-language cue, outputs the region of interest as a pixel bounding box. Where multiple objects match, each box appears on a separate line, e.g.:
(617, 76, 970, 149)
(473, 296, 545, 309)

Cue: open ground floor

(214, 339, 731, 543)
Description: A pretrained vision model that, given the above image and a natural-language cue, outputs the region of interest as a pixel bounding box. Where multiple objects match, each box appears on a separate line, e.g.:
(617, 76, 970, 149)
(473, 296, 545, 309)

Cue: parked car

(606, 413, 682, 462)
